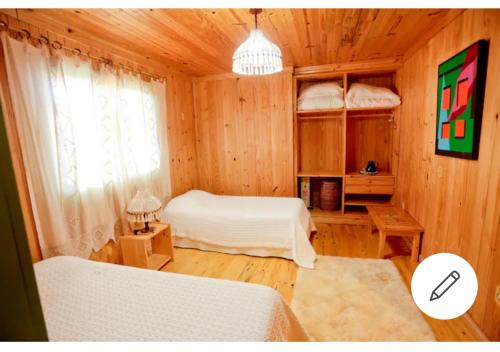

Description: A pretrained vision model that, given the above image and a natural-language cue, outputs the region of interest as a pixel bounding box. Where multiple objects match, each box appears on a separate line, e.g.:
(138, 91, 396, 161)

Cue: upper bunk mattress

(163, 190, 317, 268)
(34, 256, 308, 341)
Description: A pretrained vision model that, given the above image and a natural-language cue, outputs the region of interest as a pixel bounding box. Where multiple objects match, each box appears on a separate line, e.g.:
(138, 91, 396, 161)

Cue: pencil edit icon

(430, 270, 461, 301)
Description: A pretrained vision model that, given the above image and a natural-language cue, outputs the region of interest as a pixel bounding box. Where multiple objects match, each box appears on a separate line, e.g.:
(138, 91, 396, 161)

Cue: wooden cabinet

(293, 62, 400, 223)
(120, 223, 174, 270)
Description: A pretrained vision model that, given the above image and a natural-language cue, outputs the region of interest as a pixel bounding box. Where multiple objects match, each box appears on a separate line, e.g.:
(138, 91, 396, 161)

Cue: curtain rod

(0, 20, 167, 83)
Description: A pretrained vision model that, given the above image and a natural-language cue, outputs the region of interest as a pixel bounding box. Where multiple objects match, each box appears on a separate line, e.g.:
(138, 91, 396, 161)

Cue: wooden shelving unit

(297, 170, 343, 177)
(293, 65, 399, 223)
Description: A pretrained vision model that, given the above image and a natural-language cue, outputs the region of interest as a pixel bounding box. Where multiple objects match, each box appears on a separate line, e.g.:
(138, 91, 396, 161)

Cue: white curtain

(1, 33, 171, 259)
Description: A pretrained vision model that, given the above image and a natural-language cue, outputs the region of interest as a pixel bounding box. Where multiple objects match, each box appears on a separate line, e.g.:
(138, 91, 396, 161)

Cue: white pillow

(346, 83, 401, 108)
(299, 81, 343, 98)
(297, 95, 344, 110)
(297, 81, 344, 110)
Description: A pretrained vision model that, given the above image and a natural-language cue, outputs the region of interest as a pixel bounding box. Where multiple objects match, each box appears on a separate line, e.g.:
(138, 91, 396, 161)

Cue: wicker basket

(320, 180, 341, 211)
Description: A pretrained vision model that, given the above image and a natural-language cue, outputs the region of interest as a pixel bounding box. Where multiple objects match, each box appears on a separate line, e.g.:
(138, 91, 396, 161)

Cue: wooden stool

(367, 206, 424, 264)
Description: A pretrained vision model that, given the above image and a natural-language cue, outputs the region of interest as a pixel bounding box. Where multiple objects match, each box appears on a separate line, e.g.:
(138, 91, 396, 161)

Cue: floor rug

(291, 255, 435, 341)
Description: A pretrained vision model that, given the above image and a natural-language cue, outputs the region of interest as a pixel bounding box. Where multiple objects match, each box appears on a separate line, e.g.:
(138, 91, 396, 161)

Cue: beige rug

(291, 255, 436, 341)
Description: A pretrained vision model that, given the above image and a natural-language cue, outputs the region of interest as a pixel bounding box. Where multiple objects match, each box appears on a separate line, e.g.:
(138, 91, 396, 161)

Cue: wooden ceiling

(0, 8, 463, 76)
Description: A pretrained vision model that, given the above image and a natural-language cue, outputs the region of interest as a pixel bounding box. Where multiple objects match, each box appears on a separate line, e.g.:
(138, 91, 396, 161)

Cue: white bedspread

(34, 256, 308, 341)
(163, 190, 317, 268)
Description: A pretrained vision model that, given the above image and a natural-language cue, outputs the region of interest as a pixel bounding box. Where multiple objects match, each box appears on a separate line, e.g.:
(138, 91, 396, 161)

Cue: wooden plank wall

(346, 116, 394, 173)
(193, 69, 294, 196)
(394, 9, 500, 340)
(299, 118, 344, 175)
(165, 71, 199, 196)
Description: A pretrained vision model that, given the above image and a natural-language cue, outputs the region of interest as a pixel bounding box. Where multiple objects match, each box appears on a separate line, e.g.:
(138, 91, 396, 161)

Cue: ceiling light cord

(250, 8, 262, 30)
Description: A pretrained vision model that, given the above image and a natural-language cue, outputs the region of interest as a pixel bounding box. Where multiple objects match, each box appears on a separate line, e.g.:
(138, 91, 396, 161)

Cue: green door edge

(0, 102, 48, 341)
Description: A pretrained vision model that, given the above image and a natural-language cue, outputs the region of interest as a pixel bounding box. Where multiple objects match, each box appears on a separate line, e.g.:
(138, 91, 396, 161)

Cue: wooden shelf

(298, 170, 343, 177)
(297, 108, 344, 119)
(346, 106, 396, 118)
(294, 70, 345, 81)
(298, 115, 344, 121)
(346, 170, 393, 177)
(147, 253, 171, 270)
(344, 207, 369, 216)
(344, 198, 392, 207)
(346, 106, 397, 111)
(296, 106, 397, 118)
(310, 207, 342, 218)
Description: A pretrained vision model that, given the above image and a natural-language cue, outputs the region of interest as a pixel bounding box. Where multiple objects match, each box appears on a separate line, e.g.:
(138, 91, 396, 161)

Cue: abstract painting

(435, 40, 489, 160)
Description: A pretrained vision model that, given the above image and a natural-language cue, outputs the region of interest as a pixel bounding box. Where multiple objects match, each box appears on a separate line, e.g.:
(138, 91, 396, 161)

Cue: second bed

(162, 190, 317, 269)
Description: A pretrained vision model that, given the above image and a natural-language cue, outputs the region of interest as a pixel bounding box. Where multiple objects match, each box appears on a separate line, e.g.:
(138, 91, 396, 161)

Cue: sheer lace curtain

(1, 32, 171, 259)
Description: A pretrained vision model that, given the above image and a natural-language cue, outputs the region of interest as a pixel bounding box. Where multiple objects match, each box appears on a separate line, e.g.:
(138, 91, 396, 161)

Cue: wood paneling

(347, 72, 396, 91)
(294, 57, 402, 77)
(346, 115, 394, 173)
(193, 70, 294, 196)
(299, 118, 344, 175)
(165, 71, 198, 196)
(0, 9, 463, 76)
(0, 12, 172, 79)
(395, 9, 500, 341)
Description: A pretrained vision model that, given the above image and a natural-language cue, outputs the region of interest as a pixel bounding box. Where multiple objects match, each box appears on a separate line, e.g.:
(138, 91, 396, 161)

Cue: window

(51, 63, 162, 193)
(2, 33, 170, 258)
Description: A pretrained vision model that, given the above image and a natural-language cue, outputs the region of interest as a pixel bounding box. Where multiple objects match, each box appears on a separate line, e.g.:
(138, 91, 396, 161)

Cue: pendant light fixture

(232, 8, 283, 76)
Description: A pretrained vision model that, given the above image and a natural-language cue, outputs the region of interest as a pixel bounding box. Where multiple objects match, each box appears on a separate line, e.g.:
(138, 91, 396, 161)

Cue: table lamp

(126, 189, 162, 234)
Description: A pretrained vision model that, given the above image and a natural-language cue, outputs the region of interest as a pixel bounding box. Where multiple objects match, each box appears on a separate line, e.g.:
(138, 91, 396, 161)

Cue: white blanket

(163, 190, 317, 268)
(34, 256, 309, 341)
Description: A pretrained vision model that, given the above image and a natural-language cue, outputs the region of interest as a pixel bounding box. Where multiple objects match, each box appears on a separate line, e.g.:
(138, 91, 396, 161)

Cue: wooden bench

(367, 206, 424, 264)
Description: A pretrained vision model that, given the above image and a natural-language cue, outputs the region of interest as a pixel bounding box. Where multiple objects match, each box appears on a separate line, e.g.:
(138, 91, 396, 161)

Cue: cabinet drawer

(345, 184, 394, 194)
(345, 175, 395, 195)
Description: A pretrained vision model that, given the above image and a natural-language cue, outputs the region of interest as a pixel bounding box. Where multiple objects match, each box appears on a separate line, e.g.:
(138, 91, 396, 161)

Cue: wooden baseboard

(462, 313, 489, 341)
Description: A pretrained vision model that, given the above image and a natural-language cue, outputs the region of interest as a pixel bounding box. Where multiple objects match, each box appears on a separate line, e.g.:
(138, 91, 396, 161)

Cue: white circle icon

(411, 253, 478, 320)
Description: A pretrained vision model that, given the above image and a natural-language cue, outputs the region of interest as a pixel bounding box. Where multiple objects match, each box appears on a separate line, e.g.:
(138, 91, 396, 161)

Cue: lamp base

(133, 221, 154, 234)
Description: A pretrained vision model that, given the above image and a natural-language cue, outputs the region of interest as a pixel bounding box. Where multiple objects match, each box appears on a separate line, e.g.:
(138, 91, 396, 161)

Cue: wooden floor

(162, 223, 486, 341)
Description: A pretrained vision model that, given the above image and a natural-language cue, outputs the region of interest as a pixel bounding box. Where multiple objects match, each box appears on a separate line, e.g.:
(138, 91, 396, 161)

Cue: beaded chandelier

(232, 9, 283, 76)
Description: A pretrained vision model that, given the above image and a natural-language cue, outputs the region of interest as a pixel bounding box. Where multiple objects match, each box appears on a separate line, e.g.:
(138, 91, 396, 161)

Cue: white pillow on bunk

(297, 81, 344, 110)
(346, 83, 401, 108)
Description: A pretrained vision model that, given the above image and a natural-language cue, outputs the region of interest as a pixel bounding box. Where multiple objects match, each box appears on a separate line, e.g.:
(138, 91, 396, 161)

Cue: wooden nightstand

(120, 223, 174, 270)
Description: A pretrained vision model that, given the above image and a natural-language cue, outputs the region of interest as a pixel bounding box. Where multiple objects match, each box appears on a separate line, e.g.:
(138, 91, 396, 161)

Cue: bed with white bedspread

(34, 256, 308, 341)
(162, 190, 317, 268)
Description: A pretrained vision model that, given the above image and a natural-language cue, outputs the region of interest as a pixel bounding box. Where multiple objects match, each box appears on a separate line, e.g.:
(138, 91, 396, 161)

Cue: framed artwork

(435, 40, 489, 160)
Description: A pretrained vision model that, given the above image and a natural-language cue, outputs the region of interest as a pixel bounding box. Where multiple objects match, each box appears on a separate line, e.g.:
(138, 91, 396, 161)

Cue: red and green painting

(435, 40, 488, 160)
